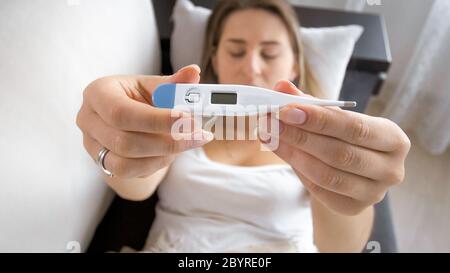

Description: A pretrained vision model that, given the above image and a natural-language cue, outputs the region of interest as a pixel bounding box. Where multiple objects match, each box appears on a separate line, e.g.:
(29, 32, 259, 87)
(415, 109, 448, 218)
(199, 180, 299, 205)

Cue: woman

(76, 0, 410, 252)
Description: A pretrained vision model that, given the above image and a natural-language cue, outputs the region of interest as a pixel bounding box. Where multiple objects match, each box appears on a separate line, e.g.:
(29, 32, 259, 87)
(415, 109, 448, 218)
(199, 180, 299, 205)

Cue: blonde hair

(200, 0, 322, 98)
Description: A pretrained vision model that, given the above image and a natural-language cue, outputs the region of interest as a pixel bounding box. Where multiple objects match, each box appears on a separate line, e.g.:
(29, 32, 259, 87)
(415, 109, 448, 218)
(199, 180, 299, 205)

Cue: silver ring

(97, 147, 114, 178)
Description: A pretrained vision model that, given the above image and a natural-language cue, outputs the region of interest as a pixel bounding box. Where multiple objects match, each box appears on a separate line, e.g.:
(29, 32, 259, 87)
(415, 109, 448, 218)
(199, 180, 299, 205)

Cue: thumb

(134, 64, 201, 103)
(170, 64, 201, 83)
(272, 80, 311, 97)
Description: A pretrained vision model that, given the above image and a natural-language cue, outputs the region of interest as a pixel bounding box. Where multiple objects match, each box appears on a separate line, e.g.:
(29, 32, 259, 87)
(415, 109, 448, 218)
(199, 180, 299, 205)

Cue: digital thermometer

(152, 83, 356, 116)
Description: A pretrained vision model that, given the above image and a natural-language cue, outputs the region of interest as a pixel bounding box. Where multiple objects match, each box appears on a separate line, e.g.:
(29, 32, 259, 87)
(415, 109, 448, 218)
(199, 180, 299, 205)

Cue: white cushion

(0, 0, 161, 252)
(171, 0, 363, 99)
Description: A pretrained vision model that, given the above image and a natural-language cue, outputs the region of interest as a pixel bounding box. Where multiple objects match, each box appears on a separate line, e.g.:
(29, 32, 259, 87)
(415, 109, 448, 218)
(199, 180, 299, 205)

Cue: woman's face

(212, 8, 298, 89)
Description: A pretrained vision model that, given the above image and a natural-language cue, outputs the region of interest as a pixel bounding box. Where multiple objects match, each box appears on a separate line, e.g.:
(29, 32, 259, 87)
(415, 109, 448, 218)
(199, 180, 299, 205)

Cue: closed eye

(229, 51, 245, 58)
(261, 53, 279, 60)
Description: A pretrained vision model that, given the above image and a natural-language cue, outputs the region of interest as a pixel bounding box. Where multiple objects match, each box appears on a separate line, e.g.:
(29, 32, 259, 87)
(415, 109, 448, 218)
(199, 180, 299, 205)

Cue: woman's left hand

(265, 80, 411, 216)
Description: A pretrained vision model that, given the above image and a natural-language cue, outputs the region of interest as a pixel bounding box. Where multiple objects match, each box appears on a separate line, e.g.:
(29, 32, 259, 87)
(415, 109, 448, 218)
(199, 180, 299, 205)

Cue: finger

(273, 141, 385, 204)
(272, 80, 309, 96)
(85, 65, 201, 133)
(78, 109, 213, 158)
(83, 133, 176, 179)
(294, 169, 370, 216)
(275, 124, 393, 180)
(137, 64, 202, 104)
(278, 103, 404, 152)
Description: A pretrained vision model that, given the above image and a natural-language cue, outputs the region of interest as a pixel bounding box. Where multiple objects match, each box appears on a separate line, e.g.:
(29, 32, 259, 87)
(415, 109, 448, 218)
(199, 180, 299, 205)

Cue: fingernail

(173, 66, 187, 77)
(273, 81, 283, 90)
(176, 64, 200, 76)
(281, 108, 306, 124)
(190, 64, 201, 73)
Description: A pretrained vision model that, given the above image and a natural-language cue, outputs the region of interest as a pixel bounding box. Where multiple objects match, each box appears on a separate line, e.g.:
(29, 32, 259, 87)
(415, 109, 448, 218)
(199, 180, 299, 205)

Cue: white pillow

(0, 0, 160, 252)
(171, 0, 363, 99)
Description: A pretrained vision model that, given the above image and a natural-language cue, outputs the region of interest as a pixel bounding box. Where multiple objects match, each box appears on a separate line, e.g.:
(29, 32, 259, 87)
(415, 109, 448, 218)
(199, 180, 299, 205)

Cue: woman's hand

(76, 65, 213, 180)
(266, 80, 411, 216)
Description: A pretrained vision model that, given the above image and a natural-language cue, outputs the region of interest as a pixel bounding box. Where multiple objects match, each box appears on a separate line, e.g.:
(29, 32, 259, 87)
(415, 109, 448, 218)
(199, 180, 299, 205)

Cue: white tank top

(143, 147, 317, 252)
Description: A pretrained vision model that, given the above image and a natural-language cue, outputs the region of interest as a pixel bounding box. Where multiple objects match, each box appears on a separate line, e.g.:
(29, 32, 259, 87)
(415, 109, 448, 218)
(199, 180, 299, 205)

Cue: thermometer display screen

(210, 92, 237, 105)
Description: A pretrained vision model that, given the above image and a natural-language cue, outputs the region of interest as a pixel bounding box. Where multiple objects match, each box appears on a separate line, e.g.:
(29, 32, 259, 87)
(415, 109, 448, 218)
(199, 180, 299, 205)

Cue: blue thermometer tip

(152, 83, 176, 108)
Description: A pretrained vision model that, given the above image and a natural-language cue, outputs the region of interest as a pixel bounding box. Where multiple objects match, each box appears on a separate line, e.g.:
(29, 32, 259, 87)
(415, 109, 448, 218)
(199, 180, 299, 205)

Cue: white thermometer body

(152, 83, 356, 116)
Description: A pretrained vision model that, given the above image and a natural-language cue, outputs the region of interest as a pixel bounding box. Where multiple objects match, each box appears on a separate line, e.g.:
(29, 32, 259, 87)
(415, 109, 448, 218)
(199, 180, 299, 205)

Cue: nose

(242, 51, 263, 81)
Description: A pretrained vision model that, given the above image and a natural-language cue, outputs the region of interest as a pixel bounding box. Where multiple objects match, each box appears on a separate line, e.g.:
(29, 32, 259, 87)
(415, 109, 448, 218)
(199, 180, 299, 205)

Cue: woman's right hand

(76, 65, 213, 181)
